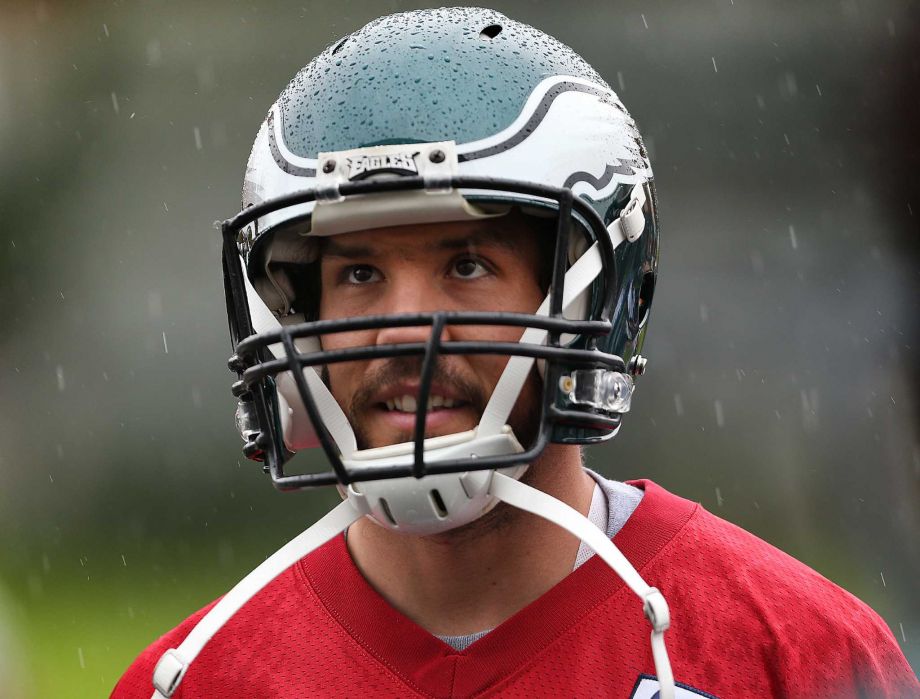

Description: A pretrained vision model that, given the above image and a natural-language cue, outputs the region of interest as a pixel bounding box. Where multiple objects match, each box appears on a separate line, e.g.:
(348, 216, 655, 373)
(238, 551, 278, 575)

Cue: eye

(450, 257, 490, 279)
(345, 264, 381, 284)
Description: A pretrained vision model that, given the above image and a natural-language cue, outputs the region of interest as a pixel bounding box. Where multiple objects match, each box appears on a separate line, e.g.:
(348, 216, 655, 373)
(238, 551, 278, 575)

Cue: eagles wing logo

(346, 152, 420, 180)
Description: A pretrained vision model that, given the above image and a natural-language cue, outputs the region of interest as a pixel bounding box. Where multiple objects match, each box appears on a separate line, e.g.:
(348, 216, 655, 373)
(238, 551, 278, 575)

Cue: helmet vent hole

(479, 24, 502, 40)
(429, 489, 449, 519)
(331, 36, 349, 55)
(378, 498, 398, 526)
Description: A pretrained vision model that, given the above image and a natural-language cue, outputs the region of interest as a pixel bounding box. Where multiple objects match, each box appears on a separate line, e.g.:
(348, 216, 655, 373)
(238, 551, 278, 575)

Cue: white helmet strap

(478, 181, 643, 435)
(477, 239, 604, 436)
(300, 365, 357, 454)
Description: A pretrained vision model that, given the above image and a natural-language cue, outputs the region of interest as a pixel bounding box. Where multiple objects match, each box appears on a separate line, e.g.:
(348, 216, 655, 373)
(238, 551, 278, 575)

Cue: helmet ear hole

(636, 271, 655, 329)
(626, 270, 655, 340)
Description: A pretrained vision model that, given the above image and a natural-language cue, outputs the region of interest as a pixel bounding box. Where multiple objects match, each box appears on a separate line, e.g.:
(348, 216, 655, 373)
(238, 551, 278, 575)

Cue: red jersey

(113, 481, 918, 698)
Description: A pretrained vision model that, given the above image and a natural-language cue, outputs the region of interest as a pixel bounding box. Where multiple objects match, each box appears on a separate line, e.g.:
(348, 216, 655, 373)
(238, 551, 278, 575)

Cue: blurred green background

(1, 1, 918, 696)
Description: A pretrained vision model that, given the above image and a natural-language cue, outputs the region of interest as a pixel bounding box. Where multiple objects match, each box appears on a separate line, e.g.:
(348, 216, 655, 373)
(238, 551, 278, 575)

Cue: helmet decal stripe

(563, 161, 638, 191)
(458, 81, 610, 162)
(267, 110, 316, 177)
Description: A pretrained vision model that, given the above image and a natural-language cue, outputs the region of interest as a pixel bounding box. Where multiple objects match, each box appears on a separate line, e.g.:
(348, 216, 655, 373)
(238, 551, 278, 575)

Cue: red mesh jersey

(113, 481, 919, 698)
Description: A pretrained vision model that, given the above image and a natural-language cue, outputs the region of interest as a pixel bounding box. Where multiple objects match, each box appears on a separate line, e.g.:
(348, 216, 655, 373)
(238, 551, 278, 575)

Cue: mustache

(347, 356, 487, 416)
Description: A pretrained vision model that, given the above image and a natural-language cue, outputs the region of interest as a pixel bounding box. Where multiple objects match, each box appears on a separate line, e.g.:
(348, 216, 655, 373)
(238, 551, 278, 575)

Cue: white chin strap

(488, 473, 674, 699)
(477, 236, 603, 436)
(479, 181, 646, 435)
(150, 471, 675, 699)
(150, 498, 364, 698)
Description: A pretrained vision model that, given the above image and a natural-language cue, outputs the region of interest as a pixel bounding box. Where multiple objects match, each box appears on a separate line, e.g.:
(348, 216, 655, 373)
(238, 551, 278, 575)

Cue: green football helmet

(222, 7, 659, 532)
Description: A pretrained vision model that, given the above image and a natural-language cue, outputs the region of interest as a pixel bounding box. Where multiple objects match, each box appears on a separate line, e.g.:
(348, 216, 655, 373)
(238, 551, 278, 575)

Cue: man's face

(317, 213, 548, 451)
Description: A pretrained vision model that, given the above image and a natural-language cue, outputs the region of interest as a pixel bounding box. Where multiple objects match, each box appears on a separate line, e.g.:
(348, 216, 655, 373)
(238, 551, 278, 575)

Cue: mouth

(362, 384, 478, 442)
(381, 393, 468, 413)
(346, 370, 486, 449)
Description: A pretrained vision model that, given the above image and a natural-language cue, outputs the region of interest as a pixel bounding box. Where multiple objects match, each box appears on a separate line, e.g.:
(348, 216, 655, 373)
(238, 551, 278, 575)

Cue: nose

(374, 274, 452, 347)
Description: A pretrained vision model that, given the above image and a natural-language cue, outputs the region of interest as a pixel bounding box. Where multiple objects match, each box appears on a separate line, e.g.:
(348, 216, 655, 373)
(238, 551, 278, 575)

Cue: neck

(345, 445, 594, 635)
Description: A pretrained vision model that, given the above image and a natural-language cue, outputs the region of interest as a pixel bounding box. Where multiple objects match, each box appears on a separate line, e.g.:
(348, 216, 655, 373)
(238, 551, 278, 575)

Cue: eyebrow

(320, 229, 521, 260)
(320, 239, 375, 259)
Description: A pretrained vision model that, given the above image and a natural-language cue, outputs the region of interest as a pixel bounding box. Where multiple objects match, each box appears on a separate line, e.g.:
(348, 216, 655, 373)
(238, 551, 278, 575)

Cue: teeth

(384, 395, 459, 412)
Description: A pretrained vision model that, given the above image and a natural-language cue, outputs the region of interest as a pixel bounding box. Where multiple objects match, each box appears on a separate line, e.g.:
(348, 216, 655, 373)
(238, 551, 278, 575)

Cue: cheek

(322, 358, 364, 411)
(317, 293, 338, 323)
(476, 283, 544, 316)
(319, 323, 377, 352)
(452, 325, 525, 386)
(317, 331, 374, 405)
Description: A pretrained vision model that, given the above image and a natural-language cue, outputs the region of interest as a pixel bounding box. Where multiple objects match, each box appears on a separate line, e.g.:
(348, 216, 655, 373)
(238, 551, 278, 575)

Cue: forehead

(317, 213, 549, 260)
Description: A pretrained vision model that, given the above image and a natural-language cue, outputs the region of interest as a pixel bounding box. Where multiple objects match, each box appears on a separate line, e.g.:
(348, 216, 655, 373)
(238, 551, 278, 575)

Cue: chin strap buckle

(608, 182, 648, 244)
(152, 649, 188, 697)
(643, 587, 671, 633)
(643, 588, 675, 699)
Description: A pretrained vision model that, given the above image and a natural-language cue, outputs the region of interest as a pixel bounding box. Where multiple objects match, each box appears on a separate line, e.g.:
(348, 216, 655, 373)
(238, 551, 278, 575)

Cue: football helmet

(222, 7, 659, 535)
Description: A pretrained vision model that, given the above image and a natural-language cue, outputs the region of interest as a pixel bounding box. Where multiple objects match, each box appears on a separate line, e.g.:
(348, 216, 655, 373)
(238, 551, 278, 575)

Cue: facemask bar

(221, 176, 623, 490)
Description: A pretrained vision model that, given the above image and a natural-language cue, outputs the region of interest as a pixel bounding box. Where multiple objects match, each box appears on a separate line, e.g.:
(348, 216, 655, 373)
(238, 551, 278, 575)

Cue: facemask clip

(559, 369, 634, 413)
